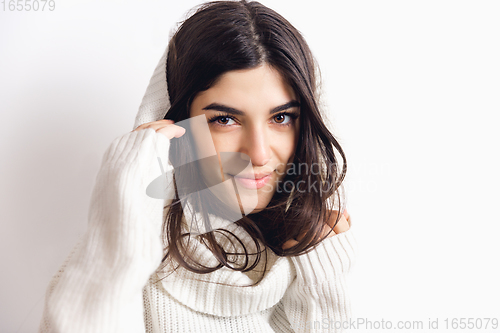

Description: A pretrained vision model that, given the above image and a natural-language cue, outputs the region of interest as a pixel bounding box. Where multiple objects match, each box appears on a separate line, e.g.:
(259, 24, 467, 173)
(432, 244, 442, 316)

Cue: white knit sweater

(38, 127, 357, 333)
(38, 38, 357, 331)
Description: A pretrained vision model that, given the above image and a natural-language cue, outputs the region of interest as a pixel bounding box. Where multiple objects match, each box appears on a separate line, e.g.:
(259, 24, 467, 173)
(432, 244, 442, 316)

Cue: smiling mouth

(227, 171, 274, 189)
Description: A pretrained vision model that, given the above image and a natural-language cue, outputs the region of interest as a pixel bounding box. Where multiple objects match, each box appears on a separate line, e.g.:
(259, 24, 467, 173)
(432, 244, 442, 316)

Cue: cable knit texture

(38, 39, 358, 333)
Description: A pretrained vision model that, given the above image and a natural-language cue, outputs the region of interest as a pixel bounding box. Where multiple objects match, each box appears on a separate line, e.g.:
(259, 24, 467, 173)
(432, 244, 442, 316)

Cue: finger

(282, 238, 299, 250)
(132, 119, 174, 132)
(156, 125, 186, 139)
(325, 210, 341, 229)
(132, 121, 185, 140)
(343, 209, 351, 227)
(322, 224, 336, 238)
(295, 230, 308, 242)
(333, 214, 350, 234)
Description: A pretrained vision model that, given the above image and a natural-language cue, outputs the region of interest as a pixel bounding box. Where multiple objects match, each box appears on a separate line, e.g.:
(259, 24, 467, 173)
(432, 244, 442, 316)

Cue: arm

(280, 222, 357, 333)
(38, 128, 173, 333)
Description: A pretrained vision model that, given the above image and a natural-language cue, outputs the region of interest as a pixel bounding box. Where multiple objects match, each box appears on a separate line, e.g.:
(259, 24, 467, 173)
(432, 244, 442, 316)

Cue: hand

(132, 119, 186, 139)
(282, 209, 351, 250)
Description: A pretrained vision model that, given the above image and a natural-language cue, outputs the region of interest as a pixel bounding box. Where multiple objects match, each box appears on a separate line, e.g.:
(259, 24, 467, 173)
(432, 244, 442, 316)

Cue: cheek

(275, 131, 297, 160)
(189, 116, 217, 159)
(203, 132, 239, 180)
(211, 133, 238, 154)
(272, 134, 298, 178)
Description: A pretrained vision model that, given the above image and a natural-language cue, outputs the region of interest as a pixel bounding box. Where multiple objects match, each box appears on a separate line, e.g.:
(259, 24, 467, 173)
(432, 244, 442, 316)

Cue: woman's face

(189, 63, 300, 215)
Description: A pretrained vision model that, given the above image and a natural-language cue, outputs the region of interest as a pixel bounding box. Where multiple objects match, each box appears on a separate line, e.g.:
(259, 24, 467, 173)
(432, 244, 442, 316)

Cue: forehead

(194, 63, 297, 109)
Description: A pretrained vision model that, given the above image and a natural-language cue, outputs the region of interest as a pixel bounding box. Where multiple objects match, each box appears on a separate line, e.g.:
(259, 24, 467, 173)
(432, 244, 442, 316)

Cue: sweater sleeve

(280, 226, 358, 333)
(38, 128, 173, 333)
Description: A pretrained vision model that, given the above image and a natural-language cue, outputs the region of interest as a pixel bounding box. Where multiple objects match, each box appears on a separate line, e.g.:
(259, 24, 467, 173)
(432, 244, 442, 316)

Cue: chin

(204, 173, 275, 217)
(239, 193, 273, 216)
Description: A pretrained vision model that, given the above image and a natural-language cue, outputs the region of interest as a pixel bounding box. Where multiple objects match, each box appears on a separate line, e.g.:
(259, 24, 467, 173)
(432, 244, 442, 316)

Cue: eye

(216, 116, 235, 126)
(272, 112, 298, 126)
(207, 114, 237, 127)
(273, 114, 289, 124)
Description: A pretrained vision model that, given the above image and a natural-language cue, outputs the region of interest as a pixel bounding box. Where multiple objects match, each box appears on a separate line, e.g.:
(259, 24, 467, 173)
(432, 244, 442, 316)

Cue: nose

(241, 125, 271, 167)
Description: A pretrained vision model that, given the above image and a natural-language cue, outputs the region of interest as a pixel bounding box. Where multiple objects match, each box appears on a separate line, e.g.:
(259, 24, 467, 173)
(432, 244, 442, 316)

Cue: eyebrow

(202, 100, 301, 116)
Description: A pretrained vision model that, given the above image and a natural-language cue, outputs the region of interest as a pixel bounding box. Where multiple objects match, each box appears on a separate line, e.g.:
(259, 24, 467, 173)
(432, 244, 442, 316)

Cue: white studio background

(1, 0, 499, 332)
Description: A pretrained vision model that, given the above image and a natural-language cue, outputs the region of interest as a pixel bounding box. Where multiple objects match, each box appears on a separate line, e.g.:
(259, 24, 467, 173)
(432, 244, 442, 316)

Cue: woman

(39, 1, 356, 332)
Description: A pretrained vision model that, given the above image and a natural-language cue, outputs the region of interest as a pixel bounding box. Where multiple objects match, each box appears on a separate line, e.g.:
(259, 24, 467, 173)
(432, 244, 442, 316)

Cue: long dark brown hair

(159, 0, 347, 284)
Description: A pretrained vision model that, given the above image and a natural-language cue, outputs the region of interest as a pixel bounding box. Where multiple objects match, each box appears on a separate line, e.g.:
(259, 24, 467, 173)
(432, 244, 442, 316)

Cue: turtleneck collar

(155, 200, 296, 317)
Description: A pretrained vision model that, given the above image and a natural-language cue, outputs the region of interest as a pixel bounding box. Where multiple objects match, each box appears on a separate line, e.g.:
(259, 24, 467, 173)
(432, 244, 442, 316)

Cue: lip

(231, 172, 273, 189)
(235, 172, 272, 180)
